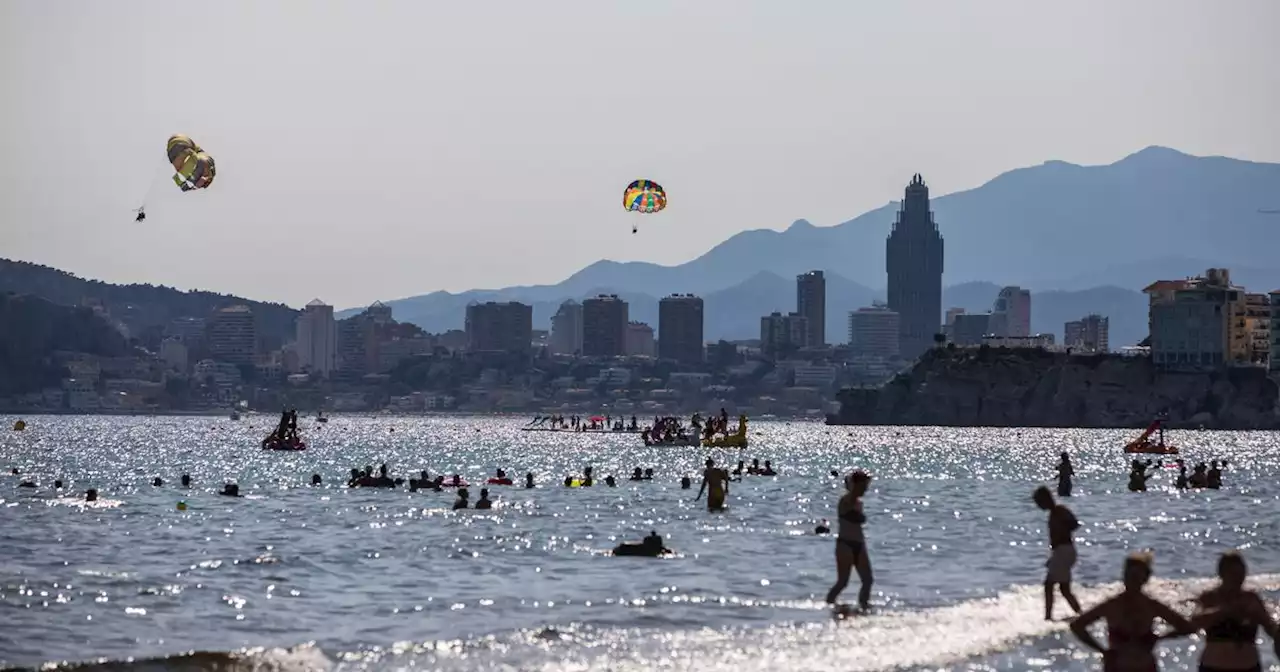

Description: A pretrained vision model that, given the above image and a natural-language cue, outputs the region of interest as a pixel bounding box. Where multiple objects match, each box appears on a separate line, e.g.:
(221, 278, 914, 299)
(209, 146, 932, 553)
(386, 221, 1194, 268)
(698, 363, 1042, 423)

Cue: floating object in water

(12, 420, 25, 431)
(176, 501, 187, 511)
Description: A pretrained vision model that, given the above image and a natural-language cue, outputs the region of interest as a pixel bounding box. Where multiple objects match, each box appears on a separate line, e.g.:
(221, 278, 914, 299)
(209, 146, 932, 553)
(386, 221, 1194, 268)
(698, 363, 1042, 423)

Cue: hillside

(351, 146, 1280, 332)
(0, 259, 299, 350)
(0, 293, 131, 396)
(828, 347, 1280, 430)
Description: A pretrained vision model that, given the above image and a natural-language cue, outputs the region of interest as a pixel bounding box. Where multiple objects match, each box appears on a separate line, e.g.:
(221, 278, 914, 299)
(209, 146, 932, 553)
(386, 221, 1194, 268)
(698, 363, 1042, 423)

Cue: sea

(2, 415, 1279, 671)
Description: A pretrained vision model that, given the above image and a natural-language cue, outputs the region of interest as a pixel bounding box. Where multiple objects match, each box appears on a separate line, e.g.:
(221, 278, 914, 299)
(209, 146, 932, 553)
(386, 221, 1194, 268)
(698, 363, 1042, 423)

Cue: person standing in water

(825, 470, 873, 613)
(1055, 452, 1074, 497)
(695, 458, 729, 512)
(1034, 485, 1083, 620)
(1069, 552, 1192, 671)
(1187, 551, 1280, 671)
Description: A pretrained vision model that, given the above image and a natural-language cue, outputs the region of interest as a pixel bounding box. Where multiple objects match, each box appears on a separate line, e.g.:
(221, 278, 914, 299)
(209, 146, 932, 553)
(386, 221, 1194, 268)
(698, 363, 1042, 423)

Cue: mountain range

(341, 146, 1280, 347)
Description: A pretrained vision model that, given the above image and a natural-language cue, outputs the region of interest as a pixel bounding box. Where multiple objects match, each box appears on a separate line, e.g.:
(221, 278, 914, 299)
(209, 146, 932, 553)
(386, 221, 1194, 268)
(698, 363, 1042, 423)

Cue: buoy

(13, 420, 25, 431)
(176, 501, 187, 511)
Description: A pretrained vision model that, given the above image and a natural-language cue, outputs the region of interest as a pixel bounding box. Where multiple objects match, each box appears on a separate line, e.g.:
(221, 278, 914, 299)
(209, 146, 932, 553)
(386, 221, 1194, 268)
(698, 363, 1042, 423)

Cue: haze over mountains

(341, 147, 1280, 348)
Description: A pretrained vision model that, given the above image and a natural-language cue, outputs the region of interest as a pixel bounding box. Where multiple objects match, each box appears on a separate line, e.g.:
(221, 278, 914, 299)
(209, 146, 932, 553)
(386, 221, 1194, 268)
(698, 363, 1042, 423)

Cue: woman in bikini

(825, 470, 873, 612)
(1070, 552, 1193, 671)
(1187, 551, 1280, 672)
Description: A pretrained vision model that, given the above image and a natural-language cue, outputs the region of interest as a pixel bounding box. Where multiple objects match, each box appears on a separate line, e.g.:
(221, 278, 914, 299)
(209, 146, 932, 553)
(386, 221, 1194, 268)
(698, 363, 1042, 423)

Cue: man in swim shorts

(696, 458, 729, 512)
(1034, 485, 1082, 621)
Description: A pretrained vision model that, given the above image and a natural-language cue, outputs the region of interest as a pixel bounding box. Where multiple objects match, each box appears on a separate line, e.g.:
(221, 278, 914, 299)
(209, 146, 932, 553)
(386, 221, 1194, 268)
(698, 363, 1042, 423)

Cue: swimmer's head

(1032, 485, 1054, 510)
(846, 470, 870, 494)
(1217, 550, 1247, 588)
(1124, 551, 1153, 589)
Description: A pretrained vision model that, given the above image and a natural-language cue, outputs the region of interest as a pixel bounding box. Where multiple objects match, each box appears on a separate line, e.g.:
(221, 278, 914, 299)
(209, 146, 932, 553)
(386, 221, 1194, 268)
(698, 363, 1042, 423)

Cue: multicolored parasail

(166, 134, 216, 192)
(623, 180, 666, 233)
(623, 179, 666, 213)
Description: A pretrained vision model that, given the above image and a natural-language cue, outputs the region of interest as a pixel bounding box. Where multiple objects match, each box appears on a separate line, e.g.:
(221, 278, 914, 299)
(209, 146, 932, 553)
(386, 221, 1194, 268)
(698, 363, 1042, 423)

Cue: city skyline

(4, 1, 1279, 308)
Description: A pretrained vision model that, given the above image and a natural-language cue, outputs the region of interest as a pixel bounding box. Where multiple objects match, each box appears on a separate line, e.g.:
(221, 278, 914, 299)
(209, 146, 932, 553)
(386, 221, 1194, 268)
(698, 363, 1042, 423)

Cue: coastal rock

(827, 347, 1280, 429)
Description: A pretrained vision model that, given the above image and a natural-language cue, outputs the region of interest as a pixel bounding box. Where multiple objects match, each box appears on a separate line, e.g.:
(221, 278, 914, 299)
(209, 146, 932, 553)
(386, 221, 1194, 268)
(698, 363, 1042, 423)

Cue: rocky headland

(827, 346, 1280, 430)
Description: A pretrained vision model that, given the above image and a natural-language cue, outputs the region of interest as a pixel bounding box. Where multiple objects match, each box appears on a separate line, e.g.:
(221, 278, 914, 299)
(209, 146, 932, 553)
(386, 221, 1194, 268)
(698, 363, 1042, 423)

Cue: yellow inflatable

(703, 415, 749, 449)
(12, 420, 25, 431)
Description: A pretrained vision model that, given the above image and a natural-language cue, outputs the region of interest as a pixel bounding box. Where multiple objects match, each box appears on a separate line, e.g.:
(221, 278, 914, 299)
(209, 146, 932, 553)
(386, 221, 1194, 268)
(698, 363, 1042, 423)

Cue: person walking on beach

(1187, 551, 1280, 671)
(1055, 452, 1075, 497)
(695, 458, 729, 512)
(1034, 485, 1082, 620)
(1069, 552, 1192, 671)
(825, 470, 873, 613)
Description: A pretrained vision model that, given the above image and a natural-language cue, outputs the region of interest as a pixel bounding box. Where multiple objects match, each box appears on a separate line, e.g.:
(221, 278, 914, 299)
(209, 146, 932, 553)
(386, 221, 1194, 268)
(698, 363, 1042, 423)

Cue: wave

(10, 574, 1280, 672)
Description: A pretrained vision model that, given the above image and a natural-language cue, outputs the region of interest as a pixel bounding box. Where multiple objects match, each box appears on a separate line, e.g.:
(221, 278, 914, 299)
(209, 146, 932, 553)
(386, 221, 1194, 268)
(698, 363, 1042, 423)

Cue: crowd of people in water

(8, 440, 1277, 670)
(1050, 452, 1229, 495)
(526, 414, 640, 432)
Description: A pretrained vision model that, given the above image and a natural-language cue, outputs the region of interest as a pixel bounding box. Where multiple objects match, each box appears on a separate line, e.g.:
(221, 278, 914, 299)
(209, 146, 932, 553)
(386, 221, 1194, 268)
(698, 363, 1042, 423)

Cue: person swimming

(152, 477, 163, 487)
(630, 468, 644, 481)
(825, 470, 873, 613)
(1055, 452, 1074, 497)
(311, 474, 322, 486)
(612, 531, 672, 557)
(220, 483, 242, 497)
(604, 475, 617, 487)
(1127, 459, 1154, 492)
(1207, 460, 1224, 489)
(1189, 463, 1209, 488)
(760, 460, 777, 476)
(1174, 460, 1188, 489)
(85, 488, 98, 502)
(1186, 550, 1280, 671)
(1069, 552, 1192, 671)
(525, 472, 535, 488)
(453, 488, 469, 510)
(181, 474, 191, 488)
(475, 488, 493, 509)
(680, 476, 691, 490)
(695, 458, 729, 513)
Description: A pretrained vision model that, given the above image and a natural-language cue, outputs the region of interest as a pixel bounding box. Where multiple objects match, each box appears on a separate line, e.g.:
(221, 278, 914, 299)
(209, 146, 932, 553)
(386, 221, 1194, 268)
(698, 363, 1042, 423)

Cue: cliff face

(828, 347, 1280, 429)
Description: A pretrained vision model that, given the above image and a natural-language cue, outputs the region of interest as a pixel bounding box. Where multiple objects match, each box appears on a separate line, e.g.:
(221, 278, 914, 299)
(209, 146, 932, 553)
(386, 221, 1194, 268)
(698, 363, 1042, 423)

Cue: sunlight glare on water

(2, 416, 1279, 671)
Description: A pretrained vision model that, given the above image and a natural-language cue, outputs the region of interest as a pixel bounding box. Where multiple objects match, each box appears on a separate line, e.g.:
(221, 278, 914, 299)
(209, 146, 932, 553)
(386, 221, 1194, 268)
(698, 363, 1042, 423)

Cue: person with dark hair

(1188, 551, 1280, 671)
(825, 470, 873, 613)
(1055, 452, 1074, 497)
(1069, 552, 1192, 671)
(1034, 485, 1082, 620)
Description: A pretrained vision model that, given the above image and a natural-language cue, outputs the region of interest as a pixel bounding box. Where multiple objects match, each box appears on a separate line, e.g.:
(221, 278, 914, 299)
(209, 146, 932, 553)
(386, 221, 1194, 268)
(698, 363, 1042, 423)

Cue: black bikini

(837, 506, 866, 555)
(1199, 611, 1261, 672)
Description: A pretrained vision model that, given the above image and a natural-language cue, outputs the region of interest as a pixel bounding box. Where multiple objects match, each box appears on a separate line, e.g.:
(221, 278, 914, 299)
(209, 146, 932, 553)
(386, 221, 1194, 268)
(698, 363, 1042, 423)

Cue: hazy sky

(3, 1, 1278, 309)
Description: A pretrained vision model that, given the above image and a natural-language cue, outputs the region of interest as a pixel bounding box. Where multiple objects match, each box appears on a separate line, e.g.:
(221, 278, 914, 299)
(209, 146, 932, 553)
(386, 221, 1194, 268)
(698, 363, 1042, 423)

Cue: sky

(3, 1, 1278, 309)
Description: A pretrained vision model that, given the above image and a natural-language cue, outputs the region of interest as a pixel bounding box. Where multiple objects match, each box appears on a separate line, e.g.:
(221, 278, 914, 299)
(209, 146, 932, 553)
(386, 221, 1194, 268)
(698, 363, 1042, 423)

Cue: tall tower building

(658, 294, 705, 365)
(989, 286, 1031, 337)
(550, 300, 584, 355)
(848, 304, 900, 359)
(582, 294, 629, 357)
(206, 305, 257, 365)
(886, 173, 944, 360)
(465, 301, 533, 353)
(796, 270, 826, 347)
(296, 299, 336, 377)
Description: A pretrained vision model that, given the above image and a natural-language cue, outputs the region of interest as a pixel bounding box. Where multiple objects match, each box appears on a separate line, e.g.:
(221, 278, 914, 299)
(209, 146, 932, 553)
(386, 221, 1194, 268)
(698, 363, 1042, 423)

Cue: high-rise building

(206, 305, 257, 365)
(626, 322, 656, 357)
(582, 294, 628, 357)
(886, 173, 944, 360)
(658, 294, 705, 365)
(1245, 293, 1270, 365)
(465, 301, 533, 353)
(1063, 314, 1110, 353)
(848, 305, 900, 359)
(1145, 269, 1240, 371)
(989, 286, 1031, 337)
(760, 312, 808, 358)
(950, 313, 991, 346)
(296, 299, 337, 377)
(549, 300, 584, 355)
(796, 271, 826, 347)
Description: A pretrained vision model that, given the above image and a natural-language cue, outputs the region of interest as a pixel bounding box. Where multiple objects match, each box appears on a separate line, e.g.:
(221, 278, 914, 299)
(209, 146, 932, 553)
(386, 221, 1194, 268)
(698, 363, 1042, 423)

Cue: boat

(1123, 417, 1178, 455)
(263, 437, 306, 451)
(643, 433, 700, 447)
(702, 415, 749, 449)
(520, 426, 642, 433)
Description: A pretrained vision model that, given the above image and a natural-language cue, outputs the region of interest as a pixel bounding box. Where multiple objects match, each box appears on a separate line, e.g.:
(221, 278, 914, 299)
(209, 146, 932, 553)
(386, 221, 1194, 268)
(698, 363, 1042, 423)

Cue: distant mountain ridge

(0, 259, 299, 351)
(346, 146, 1278, 346)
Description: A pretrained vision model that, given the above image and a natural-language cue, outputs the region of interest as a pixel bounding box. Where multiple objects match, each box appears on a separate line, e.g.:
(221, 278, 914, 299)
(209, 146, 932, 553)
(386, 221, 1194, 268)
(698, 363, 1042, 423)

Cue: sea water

(1, 416, 1278, 671)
